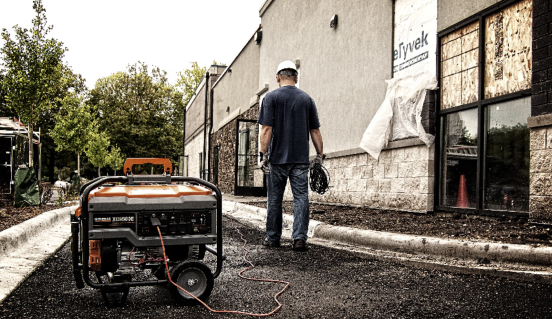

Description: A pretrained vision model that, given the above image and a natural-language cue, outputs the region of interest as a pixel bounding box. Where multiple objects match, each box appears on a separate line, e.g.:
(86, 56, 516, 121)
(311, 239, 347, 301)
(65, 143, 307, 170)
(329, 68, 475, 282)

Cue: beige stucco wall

(185, 81, 206, 142)
(437, 0, 501, 32)
(186, 134, 204, 178)
(259, 0, 393, 156)
(212, 35, 260, 133)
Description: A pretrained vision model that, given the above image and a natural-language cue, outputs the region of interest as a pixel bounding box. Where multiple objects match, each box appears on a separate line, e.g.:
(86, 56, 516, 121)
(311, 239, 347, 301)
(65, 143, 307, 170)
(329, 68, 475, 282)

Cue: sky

(0, 0, 263, 88)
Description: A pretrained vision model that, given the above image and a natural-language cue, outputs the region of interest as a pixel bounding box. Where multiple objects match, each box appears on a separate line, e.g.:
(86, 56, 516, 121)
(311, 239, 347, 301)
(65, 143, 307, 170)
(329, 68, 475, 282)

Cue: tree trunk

(98, 166, 101, 177)
(28, 122, 34, 167)
(77, 153, 80, 176)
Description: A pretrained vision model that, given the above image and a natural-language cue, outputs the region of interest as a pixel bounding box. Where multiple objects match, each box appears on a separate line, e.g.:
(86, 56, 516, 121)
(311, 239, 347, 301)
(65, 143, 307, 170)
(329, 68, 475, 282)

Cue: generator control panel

(90, 210, 214, 237)
(138, 211, 212, 236)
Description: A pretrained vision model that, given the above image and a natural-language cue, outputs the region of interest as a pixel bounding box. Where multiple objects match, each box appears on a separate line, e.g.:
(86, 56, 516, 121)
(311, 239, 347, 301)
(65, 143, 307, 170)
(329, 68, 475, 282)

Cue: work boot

(263, 238, 280, 247)
(292, 239, 307, 251)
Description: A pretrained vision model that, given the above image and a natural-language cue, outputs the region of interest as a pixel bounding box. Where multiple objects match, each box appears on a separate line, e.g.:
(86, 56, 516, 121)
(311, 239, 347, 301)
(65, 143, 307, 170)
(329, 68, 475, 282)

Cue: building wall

(259, 0, 393, 155)
(210, 105, 260, 194)
(529, 0, 552, 221)
(212, 36, 260, 133)
(283, 144, 434, 212)
(185, 82, 206, 143)
(184, 66, 225, 179)
(186, 134, 204, 178)
(437, 0, 502, 32)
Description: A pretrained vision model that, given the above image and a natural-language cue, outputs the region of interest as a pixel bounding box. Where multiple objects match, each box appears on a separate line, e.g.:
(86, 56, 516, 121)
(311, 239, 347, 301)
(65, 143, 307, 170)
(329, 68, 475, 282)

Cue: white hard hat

(276, 60, 297, 74)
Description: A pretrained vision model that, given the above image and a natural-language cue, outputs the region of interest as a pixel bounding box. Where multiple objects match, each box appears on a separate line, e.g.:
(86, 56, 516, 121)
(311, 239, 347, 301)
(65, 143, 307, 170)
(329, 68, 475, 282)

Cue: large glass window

(438, 0, 532, 214)
(484, 98, 530, 211)
(440, 109, 478, 208)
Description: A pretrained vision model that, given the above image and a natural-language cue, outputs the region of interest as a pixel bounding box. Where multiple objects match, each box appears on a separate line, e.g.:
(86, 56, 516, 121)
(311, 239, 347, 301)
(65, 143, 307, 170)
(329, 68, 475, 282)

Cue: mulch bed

(0, 204, 74, 232)
(244, 201, 552, 247)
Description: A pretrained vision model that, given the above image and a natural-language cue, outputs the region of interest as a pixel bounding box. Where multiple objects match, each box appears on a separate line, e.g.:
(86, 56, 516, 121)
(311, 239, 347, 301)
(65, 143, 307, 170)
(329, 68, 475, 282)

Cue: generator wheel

(168, 261, 213, 306)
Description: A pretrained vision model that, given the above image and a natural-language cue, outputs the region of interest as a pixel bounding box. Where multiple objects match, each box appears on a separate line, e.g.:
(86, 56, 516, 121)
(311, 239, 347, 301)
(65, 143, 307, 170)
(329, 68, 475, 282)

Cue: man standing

(258, 60, 324, 251)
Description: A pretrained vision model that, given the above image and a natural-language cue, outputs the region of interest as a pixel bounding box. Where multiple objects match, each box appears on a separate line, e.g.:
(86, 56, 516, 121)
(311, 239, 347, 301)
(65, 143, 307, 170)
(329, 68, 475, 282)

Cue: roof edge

(259, 0, 274, 17)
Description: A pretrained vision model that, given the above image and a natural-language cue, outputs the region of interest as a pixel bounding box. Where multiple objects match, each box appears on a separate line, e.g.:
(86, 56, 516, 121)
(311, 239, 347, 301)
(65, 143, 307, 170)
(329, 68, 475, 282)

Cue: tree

(0, 0, 74, 167)
(176, 61, 206, 106)
(89, 62, 184, 163)
(50, 93, 96, 175)
(86, 130, 110, 177)
(107, 145, 125, 176)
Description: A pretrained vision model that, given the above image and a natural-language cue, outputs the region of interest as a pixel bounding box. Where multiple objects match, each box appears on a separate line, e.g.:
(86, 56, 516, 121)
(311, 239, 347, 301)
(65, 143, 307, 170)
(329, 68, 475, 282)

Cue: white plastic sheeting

(359, 71, 438, 160)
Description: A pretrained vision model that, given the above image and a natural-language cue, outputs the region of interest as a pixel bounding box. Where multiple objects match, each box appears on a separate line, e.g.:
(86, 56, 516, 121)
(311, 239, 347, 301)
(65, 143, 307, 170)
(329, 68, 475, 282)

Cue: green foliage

(89, 62, 184, 162)
(54, 166, 71, 180)
(176, 61, 206, 106)
(107, 145, 125, 175)
(86, 130, 110, 177)
(0, 0, 77, 167)
(50, 93, 96, 174)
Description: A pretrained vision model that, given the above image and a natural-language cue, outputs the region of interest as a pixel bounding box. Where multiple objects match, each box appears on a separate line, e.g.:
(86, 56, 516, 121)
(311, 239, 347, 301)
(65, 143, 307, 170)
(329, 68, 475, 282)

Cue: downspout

(202, 72, 210, 180)
(182, 100, 186, 176)
(208, 87, 214, 182)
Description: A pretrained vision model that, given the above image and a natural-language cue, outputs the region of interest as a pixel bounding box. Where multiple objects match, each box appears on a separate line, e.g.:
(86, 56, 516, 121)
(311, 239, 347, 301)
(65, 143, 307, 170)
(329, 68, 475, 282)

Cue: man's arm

(260, 125, 273, 154)
(310, 128, 323, 155)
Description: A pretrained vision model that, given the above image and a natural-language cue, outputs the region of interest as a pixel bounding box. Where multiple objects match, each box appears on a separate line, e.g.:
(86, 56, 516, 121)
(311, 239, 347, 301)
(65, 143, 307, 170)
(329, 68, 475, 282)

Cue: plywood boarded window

(440, 22, 479, 110)
(484, 0, 532, 99)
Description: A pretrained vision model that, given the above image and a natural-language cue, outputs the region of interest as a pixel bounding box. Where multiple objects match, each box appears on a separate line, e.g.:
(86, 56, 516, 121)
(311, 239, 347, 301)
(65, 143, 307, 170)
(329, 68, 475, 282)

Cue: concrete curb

(223, 201, 552, 267)
(314, 224, 552, 266)
(0, 206, 76, 256)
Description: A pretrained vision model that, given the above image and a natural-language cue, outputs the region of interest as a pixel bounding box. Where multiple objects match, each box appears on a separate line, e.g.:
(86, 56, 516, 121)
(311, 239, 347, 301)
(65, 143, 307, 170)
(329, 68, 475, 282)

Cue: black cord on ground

(309, 162, 330, 195)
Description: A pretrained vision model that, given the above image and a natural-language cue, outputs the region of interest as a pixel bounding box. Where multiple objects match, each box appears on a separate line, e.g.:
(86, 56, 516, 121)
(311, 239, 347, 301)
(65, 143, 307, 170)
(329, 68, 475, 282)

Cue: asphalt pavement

(0, 195, 551, 304)
(3, 214, 552, 318)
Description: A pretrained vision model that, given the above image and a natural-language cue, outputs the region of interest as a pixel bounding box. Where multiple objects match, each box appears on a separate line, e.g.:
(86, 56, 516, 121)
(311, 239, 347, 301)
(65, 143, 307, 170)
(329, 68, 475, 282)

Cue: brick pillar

(532, 0, 552, 116)
(529, 0, 552, 221)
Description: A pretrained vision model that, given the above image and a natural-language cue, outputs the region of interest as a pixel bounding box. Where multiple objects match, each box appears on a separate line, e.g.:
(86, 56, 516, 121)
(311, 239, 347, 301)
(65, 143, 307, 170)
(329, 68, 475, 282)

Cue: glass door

(234, 119, 266, 196)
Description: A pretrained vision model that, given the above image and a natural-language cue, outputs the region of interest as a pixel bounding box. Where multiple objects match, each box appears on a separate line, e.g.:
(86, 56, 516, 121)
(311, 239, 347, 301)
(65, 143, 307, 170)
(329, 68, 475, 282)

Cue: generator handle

(170, 177, 223, 279)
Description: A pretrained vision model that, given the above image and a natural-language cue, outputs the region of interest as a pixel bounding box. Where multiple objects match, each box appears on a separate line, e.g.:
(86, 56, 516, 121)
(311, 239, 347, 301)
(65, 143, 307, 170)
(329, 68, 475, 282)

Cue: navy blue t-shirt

(257, 86, 320, 164)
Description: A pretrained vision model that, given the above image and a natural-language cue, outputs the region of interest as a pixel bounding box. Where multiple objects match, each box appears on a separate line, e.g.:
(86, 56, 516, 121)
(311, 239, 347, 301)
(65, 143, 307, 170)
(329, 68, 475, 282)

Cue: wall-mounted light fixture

(228, 68, 232, 73)
(330, 14, 338, 29)
(226, 106, 230, 113)
(255, 27, 262, 45)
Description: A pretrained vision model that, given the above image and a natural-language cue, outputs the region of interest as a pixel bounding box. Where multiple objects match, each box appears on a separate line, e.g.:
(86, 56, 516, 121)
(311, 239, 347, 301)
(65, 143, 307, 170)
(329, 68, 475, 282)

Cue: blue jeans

(266, 163, 310, 242)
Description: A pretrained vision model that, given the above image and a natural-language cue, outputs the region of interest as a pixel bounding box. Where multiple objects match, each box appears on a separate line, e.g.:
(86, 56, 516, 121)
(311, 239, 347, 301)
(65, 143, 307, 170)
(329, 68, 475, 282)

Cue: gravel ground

(245, 201, 552, 247)
(1, 216, 552, 318)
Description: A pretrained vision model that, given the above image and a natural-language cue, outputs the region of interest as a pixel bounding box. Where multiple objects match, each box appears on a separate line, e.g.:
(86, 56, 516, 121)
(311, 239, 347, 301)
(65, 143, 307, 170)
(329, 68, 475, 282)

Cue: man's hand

(310, 153, 324, 167)
(260, 152, 270, 174)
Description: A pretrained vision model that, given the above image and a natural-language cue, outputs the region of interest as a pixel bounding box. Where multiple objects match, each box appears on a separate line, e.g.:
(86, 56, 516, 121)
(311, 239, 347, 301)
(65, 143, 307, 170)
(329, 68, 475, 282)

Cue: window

(213, 146, 219, 185)
(437, 0, 532, 214)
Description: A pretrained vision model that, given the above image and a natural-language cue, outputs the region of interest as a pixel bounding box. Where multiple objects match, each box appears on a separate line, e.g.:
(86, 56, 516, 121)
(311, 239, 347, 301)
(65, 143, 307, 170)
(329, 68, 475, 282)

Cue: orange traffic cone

(456, 174, 469, 208)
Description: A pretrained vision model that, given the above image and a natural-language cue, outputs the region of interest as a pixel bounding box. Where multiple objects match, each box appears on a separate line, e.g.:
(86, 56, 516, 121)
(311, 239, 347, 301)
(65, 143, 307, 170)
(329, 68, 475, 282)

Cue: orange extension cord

(156, 220, 290, 317)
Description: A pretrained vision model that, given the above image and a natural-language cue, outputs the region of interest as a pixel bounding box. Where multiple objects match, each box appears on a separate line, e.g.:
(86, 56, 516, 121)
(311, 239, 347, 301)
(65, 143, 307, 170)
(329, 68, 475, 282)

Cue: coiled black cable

(309, 162, 330, 195)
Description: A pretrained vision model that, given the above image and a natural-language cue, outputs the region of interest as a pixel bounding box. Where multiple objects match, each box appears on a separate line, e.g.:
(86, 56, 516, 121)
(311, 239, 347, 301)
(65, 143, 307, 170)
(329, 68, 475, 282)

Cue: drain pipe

(207, 87, 214, 182)
(202, 72, 210, 180)
(182, 100, 186, 176)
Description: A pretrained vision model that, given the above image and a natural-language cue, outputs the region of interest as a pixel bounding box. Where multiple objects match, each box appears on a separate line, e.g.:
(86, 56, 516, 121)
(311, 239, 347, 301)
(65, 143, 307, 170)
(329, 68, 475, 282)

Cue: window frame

(435, 0, 532, 218)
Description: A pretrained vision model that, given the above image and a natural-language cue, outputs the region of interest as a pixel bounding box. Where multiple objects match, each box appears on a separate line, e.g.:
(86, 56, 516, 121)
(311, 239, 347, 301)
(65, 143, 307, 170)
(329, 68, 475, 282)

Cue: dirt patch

(244, 201, 552, 247)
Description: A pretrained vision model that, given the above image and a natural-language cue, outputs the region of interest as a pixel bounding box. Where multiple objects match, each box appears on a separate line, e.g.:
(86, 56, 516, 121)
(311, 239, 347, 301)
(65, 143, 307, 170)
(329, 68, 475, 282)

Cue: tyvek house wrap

(359, 71, 437, 160)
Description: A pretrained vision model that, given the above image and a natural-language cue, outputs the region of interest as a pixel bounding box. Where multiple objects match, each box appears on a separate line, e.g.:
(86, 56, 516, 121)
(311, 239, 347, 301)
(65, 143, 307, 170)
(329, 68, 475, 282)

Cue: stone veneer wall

(530, 128, 552, 220)
(209, 104, 260, 194)
(285, 144, 435, 213)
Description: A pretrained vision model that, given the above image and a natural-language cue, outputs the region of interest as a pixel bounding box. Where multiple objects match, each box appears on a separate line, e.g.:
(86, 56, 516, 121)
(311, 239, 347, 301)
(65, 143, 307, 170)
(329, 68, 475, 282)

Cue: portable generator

(70, 158, 224, 305)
